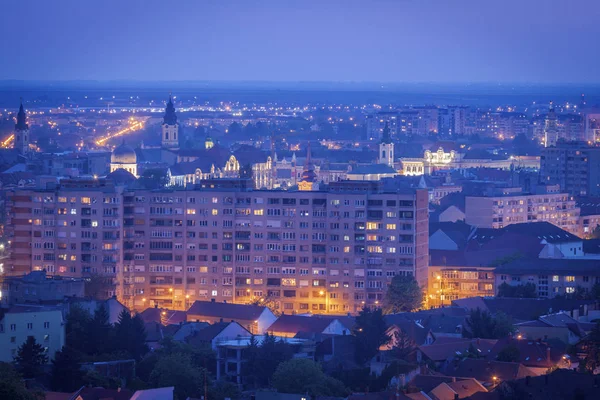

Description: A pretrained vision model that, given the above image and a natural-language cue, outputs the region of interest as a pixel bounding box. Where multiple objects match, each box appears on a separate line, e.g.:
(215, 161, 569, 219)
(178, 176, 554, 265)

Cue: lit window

(565, 276, 575, 282)
(552, 275, 559, 282)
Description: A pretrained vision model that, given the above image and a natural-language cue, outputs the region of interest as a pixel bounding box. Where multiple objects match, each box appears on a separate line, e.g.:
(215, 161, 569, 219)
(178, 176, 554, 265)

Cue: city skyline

(2, 0, 600, 83)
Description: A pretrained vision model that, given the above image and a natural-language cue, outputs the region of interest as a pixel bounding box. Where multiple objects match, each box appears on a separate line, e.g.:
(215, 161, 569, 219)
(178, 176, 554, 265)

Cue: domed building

(110, 141, 138, 177)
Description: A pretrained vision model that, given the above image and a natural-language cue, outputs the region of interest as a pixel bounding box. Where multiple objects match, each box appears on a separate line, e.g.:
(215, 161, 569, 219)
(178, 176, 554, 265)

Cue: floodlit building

(5, 178, 429, 315)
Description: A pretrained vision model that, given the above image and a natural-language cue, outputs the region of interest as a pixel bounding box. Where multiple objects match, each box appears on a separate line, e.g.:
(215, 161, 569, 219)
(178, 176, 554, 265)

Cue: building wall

(438, 206, 466, 223)
(0, 309, 65, 363)
(428, 266, 495, 307)
(0, 274, 85, 307)
(465, 193, 580, 235)
(540, 144, 600, 197)
(3, 182, 427, 315)
(495, 272, 600, 298)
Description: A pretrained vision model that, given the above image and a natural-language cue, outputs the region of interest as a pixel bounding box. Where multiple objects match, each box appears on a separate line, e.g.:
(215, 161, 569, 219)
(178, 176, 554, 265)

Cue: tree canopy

(13, 336, 48, 379)
(464, 308, 514, 339)
(353, 307, 390, 365)
(383, 275, 422, 314)
(497, 282, 537, 298)
(0, 362, 42, 400)
(272, 358, 347, 397)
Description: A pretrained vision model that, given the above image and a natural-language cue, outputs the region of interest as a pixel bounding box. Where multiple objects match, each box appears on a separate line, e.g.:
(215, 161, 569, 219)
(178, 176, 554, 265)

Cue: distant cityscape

(2, 85, 600, 399)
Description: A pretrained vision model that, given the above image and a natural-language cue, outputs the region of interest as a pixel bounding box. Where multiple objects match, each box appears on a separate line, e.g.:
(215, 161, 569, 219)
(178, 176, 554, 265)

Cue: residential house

(187, 300, 277, 334)
(515, 312, 595, 345)
(215, 335, 312, 384)
(382, 316, 435, 351)
(0, 305, 65, 362)
(186, 321, 251, 350)
(139, 307, 187, 326)
(468, 369, 600, 400)
(442, 359, 537, 386)
(428, 378, 488, 400)
(453, 297, 596, 323)
(266, 314, 352, 338)
(66, 297, 128, 325)
(417, 338, 497, 368)
(488, 337, 568, 375)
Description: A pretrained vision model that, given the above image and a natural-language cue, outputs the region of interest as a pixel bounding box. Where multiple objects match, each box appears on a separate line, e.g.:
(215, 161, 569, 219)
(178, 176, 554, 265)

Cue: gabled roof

(187, 300, 269, 321)
(139, 308, 187, 325)
(442, 359, 535, 383)
(418, 338, 497, 362)
(266, 314, 348, 335)
(488, 338, 564, 368)
(186, 321, 250, 345)
(384, 316, 431, 346)
(68, 387, 133, 400)
(453, 297, 595, 322)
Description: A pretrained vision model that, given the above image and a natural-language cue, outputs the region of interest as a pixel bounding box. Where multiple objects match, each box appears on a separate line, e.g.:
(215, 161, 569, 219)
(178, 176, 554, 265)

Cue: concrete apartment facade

(495, 258, 600, 298)
(0, 305, 65, 363)
(6, 178, 428, 314)
(465, 192, 580, 235)
(540, 142, 600, 197)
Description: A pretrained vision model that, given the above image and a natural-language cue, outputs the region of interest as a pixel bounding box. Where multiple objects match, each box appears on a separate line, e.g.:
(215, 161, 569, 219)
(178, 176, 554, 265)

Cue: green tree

(150, 354, 206, 400)
(209, 380, 241, 400)
(272, 358, 347, 397)
(87, 304, 114, 356)
(13, 336, 48, 379)
(464, 308, 514, 339)
(354, 307, 390, 365)
(496, 344, 521, 362)
(65, 304, 91, 355)
(383, 275, 422, 313)
(579, 322, 600, 373)
(497, 282, 536, 298)
(50, 346, 84, 392)
(113, 310, 148, 360)
(0, 362, 42, 400)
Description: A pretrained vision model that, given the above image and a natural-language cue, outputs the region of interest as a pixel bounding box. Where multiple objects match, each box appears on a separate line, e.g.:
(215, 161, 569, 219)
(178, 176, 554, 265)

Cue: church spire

(301, 142, 317, 183)
(15, 98, 28, 131)
(163, 95, 177, 125)
(381, 122, 392, 144)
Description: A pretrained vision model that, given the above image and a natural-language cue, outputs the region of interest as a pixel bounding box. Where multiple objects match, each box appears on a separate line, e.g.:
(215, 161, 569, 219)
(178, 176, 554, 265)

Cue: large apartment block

(540, 142, 600, 196)
(465, 190, 580, 236)
(6, 178, 428, 314)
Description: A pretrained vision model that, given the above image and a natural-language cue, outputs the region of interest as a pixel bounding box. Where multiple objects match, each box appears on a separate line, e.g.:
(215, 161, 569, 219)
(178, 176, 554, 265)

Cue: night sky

(2, 0, 599, 83)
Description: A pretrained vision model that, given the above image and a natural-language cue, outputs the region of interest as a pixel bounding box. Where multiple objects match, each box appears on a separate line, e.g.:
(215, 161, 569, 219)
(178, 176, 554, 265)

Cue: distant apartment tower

(5, 178, 429, 314)
(162, 96, 179, 148)
(540, 142, 600, 196)
(378, 123, 394, 167)
(367, 111, 398, 140)
(465, 190, 580, 236)
(544, 103, 559, 147)
(14, 100, 30, 154)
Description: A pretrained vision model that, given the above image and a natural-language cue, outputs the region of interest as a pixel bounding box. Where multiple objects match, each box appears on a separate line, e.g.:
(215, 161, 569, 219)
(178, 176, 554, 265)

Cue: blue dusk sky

(1, 0, 599, 83)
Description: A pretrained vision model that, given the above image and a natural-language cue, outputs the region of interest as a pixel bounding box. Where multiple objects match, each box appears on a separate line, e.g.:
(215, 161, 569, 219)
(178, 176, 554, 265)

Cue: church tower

(14, 100, 30, 154)
(379, 122, 394, 166)
(298, 142, 319, 191)
(162, 96, 179, 148)
(544, 101, 559, 148)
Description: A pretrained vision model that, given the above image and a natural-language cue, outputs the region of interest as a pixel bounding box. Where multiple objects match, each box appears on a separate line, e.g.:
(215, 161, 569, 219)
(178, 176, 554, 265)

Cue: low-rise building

(266, 314, 352, 338)
(0, 270, 85, 307)
(0, 305, 65, 362)
(494, 258, 600, 298)
(186, 300, 277, 334)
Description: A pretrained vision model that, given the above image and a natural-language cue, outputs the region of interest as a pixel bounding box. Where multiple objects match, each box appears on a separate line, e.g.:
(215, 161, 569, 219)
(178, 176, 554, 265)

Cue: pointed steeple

(547, 101, 557, 120)
(163, 95, 178, 125)
(381, 122, 392, 144)
(301, 142, 317, 183)
(15, 98, 28, 131)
